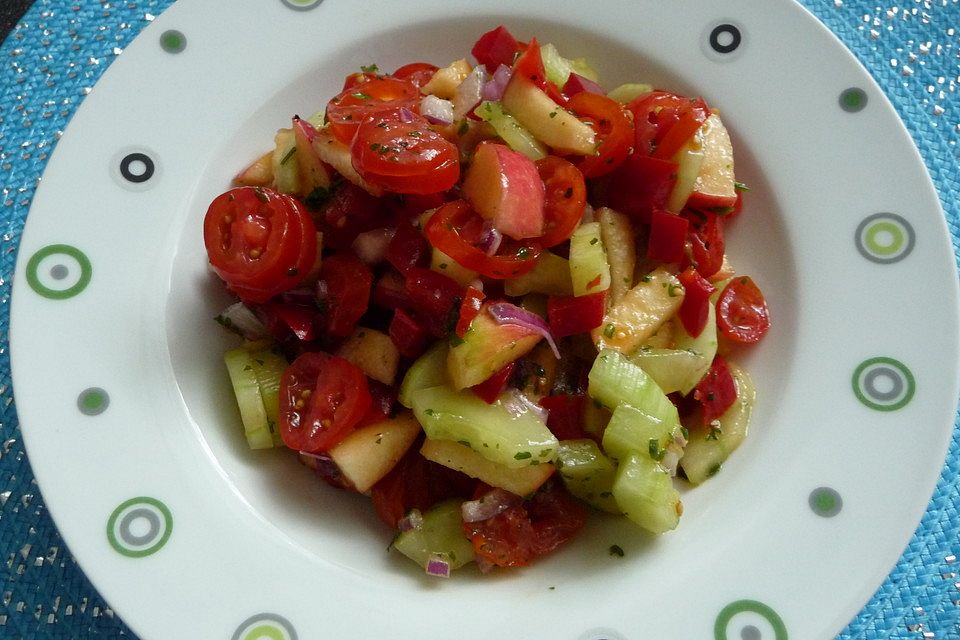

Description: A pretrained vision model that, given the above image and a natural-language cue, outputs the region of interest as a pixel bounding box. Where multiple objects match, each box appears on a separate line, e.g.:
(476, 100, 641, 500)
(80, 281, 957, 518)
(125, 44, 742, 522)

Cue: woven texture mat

(1, 1, 958, 638)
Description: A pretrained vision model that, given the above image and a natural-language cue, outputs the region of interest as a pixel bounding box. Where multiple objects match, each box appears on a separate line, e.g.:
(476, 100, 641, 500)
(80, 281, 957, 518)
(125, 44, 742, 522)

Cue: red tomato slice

(685, 210, 726, 279)
(513, 38, 566, 104)
(472, 25, 522, 73)
(566, 92, 633, 177)
(716, 276, 770, 344)
(351, 116, 460, 195)
(647, 209, 689, 264)
(392, 62, 439, 88)
(535, 156, 586, 248)
(424, 200, 542, 279)
(203, 186, 317, 304)
(316, 252, 373, 337)
(326, 77, 420, 144)
(676, 267, 716, 338)
(694, 355, 738, 425)
(547, 291, 606, 338)
(455, 286, 486, 338)
(278, 352, 372, 453)
(404, 267, 464, 338)
(628, 91, 710, 160)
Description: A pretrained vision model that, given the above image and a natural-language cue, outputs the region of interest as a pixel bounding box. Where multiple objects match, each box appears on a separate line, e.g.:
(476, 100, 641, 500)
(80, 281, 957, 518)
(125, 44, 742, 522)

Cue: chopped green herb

(457, 119, 469, 135)
(609, 544, 625, 557)
(304, 185, 333, 210)
(280, 146, 297, 165)
(734, 181, 750, 192)
(424, 409, 435, 416)
(514, 451, 532, 460)
(351, 91, 372, 100)
(589, 237, 599, 245)
(648, 438, 665, 461)
(361, 63, 379, 73)
(603, 323, 616, 338)
(707, 425, 723, 441)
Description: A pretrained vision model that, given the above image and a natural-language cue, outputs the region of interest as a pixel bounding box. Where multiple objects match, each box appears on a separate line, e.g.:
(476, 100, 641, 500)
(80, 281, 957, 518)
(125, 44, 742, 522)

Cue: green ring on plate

(714, 600, 788, 639)
(106, 497, 173, 558)
(25, 244, 92, 299)
(852, 357, 915, 411)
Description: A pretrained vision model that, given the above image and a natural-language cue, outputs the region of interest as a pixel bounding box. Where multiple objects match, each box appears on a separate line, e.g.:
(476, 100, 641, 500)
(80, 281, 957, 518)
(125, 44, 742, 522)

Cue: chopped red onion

(487, 302, 560, 359)
(454, 65, 487, 120)
(481, 64, 513, 101)
(425, 554, 451, 578)
(461, 488, 521, 522)
(477, 224, 503, 256)
(420, 95, 454, 125)
(661, 446, 681, 477)
(398, 509, 424, 532)
(352, 227, 396, 265)
(563, 72, 605, 97)
(216, 302, 269, 340)
(500, 388, 549, 423)
(398, 106, 417, 123)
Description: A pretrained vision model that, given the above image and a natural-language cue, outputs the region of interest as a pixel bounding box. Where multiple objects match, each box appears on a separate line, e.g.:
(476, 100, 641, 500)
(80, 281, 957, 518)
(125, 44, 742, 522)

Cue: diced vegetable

(592, 267, 684, 353)
(271, 128, 300, 195)
(500, 75, 596, 155)
(555, 439, 621, 514)
(336, 327, 400, 385)
(392, 500, 476, 572)
(569, 221, 611, 296)
(596, 207, 636, 306)
(503, 251, 574, 297)
(447, 303, 543, 389)
(421, 58, 472, 98)
(398, 341, 449, 408)
(328, 412, 422, 493)
(421, 438, 555, 496)
(539, 42, 599, 88)
(612, 452, 682, 534)
(601, 402, 680, 463)
(629, 304, 717, 395)
(223, 346, 288, 449)
(474, 100, 548, 161)
(606, 82, 654, 104)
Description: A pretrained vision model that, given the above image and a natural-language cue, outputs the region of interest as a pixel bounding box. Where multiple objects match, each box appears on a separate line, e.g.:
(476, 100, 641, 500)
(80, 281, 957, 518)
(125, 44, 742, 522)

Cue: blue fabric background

(0, 1, 957, 638)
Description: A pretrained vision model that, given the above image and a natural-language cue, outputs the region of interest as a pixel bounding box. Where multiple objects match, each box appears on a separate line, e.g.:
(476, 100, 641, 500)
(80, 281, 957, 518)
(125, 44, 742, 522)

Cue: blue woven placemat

(1, 1, 957, 638)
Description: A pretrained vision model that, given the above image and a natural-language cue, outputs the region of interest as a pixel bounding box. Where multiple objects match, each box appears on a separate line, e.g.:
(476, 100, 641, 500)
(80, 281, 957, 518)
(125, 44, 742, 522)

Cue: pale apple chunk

(420, 438, 555, 497)
(687, 114, 737, 209)
(235, 150, 273, 186)
(271, 128, 300, 195)
(311, 127, 383, 197)
(336, 327, 400, 385)
(292, 116, 332, 196)
(462, 142, 545, 240)
(592, 267, 684, 353)
(421, 58, 472, 99)
(500, 75, 596, 155)
(328, 412, 423, 493)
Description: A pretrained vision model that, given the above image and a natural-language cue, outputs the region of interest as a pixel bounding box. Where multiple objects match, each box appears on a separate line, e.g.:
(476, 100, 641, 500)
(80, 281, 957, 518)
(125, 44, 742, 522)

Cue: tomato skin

(566, 92, 633, 178)
(203, 187, 317, 304)
(384, 222, 431, 275)
(538, 394, 587, 440)
(326, 77, 420, 145)
(471, 361, 516, 404)
(685, 210, 725, 279)
(463, 479, 587, 567)
(647, 210, 690, 264)
(716, 276, 770, 344)
(319, 182, 388, 251)
(676, 267, 716, 338)
(317, 252, 373, 337)
(455, 286, 486, 338)
(547, 291, 606, 338)
(694, 355, 737, 425)
(403, 267, 464, 338)
(425, 200, 542, 279)
(392, 62, 439, 88)
(603, 154, 678, 224)
(278, 352, 372, 453)
(536, 156, 587, 248)
(472, 25, 522, 73)
(351, 116, 460, 195)
(628, 91, 710, 160)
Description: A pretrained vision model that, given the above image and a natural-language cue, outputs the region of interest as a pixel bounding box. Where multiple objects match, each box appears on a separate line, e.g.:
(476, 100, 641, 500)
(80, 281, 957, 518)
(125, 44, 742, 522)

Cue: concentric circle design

(106, 497, 173, 558)
(159, 29, 187, 54)
(77, 387, 110, 416)
(280, 0, 324, 10)
(702, 21, 746, 61)
(25, 244, 92, 299)
(714, 600, 788, 640)
(839, 87, 868, 112)
(852, 357, 916, 412)
(111, 148, 160, 190)
(855, 213, 915, 263)
(809, 487, 843, 517)
(232, 614, 298, 640)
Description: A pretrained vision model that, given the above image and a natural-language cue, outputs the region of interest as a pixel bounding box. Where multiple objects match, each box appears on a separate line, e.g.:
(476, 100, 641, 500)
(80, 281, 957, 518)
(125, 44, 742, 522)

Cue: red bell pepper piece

(604, 154, 678, 224)
(676, 267, 716, 337)
(471, 362, 516, 404)
(562, 72, 604, 97)
(455, 286, 486, 338)
(389, 308, 430, 359)
(385, 222, 431, 275)
(694, 355, 737, 425)
(538, 394, 587, 440)
(472, 26, 523, 73)
(647, 210, 689, 264)
(547, 291, 607, 338)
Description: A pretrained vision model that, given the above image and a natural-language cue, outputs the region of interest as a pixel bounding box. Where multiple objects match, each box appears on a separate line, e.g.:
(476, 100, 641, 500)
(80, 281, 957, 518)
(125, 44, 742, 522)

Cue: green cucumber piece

(503, 251, 574, 297)
(540, 42, 599, 88)
(556, 439, 621, 514)
(475, 100, 548, 161)
(398, 342, 449, 409)
(569, 222, 610, 296)
(588, 349, 670, 412)
(631, 305, 718, 395)
(606, 82, 654, 104)
(612, 452, 682, 534)
(271, 128, 300, 195)
(602, 402, 680, 463)
(223, 347, 277, 450)
(409, 385, 558, 468)
(392, 500, 475, 572)
(680, 361, 755, 484)
(246, 347, 289, 446)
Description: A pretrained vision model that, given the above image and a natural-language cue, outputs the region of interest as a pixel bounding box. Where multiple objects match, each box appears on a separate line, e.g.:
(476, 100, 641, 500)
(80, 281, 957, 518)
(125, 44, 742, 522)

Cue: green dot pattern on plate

(159, 29, 186, 53)
(839, 87, 867, 112)
(25, 244, 92, 299)
(280, 0, 324, 10)
(852, 357, 916, 412)
(106, 497, 172, 558)
(232, 614, 298, 640)
(809, 487, 843, 517)
(714, 600, 788, 640)
(855, 213, 915, 263)
(77, 387, 109, 416)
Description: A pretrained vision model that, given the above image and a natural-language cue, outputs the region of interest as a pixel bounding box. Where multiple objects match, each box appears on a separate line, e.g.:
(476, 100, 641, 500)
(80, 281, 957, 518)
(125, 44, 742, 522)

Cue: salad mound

(203, 26, 770, 576)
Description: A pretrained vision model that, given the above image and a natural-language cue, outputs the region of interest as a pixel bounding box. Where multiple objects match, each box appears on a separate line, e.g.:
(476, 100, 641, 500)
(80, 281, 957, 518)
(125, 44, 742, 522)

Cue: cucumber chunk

(392, 500, 475, 573)
(630, 305, 717, 395)
(588, 349, 671, 414)
(223, 346, 288, 449)
(556, 439, 621, 513)
(569, 222, 611, 296)
(602, 402, 680, 463)
(398, 342, 449, 409)
(612, 452, 682, 534)
(409, 385, 558, 468)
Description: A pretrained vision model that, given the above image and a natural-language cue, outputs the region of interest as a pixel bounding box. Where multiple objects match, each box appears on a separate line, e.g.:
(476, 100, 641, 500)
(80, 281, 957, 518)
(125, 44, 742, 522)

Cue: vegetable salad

(203, 26, 770, 576)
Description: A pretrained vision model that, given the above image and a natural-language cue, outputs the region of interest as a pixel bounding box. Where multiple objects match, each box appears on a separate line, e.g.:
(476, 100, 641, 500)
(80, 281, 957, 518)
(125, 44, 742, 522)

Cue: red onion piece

(461, 488, 521, 523)
(397, 509, 424, 532)
(481, 64, 512, 101)
(425, 554, 451, 578)
(563, 72, 605, 96)
(454, 65, 487, 120)
(398, 106, 418, 123)
(215, 302, 269, 340)
(477, 223, 503, 256)
(487, 302, 561, 359)
(352, 227, 396, 265)
(500, 388, 549, 423)
(420, 95, 454, 125)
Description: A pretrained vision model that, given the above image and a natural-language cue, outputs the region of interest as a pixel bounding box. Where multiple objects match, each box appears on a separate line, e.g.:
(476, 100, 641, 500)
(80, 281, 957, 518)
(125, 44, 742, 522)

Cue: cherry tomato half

(628, 91, 710, 160)
(326, 77, 420, 144)
(278, 352, 372, 453)
(686, 210, 726, 279)
(694, 355, 738, 425)
(424, 200, 542, 279)
(203, 186, 317, 304)
(536, 156, 587, 248)
(392, 62, 439, 89)
(716, 276, 770, 344)
(351, 116, 460, 195)
(566, 92, 633, 178)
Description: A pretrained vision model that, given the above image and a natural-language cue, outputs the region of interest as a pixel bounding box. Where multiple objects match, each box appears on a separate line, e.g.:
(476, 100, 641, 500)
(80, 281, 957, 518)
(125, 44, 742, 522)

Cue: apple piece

(500, 75, 596, 155)
(420, 437, 555, 497)
(686, 114, 737, 210)
(292, 116, 332, 196)
(421, 58, 472, 99)
(462, 142, 545, 240)
(327, 412, 422, 493)
(335, 327, 400, 385)
(447, 302, 543, 389)
(311, 127, 383, 197)
(235, 150, 273, 187)
(271, 128, 300, 195)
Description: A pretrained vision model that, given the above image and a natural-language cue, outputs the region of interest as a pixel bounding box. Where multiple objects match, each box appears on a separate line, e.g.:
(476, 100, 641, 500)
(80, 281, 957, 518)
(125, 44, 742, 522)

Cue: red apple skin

(462, 142, 545, 240)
